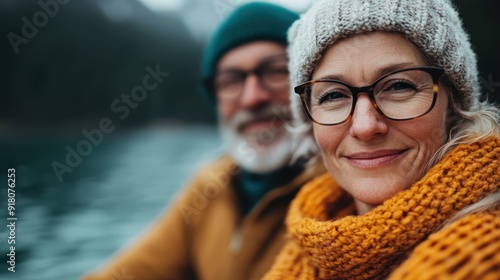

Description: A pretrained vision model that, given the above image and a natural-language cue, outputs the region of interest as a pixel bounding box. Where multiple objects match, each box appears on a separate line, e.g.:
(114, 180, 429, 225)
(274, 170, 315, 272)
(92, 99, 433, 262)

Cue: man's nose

(349, 94, 388, 141)
(239, 74, 273, 109)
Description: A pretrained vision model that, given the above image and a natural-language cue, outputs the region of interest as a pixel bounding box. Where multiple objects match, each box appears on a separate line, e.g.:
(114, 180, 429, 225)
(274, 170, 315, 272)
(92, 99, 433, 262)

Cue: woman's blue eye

(385, 81, 417, 92)
(318, 91, 349, 104)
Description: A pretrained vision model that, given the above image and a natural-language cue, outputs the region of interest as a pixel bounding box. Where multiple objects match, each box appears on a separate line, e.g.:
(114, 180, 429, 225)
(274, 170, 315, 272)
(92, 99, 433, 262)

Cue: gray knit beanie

(288, 0, 480, 131)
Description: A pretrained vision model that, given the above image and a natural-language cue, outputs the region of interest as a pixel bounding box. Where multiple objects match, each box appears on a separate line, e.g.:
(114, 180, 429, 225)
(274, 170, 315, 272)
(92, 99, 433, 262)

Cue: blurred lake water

(0, 125, 221, 280)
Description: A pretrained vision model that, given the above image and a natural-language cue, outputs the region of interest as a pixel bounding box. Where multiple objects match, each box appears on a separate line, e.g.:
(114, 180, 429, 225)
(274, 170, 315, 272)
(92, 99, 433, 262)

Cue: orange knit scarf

(265, 138, 500, 280)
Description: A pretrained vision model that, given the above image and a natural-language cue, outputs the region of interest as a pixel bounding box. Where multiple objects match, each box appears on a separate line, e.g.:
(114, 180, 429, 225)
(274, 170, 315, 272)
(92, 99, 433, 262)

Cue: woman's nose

(349, 94, 388, 141)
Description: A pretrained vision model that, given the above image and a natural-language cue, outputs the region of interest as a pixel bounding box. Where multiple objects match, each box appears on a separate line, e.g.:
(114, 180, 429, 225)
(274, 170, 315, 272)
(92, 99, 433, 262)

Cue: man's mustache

(224, 105, 292, 133)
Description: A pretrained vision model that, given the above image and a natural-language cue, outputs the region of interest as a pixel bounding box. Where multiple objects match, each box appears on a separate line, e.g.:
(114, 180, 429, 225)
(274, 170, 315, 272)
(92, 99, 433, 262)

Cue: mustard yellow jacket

(82, 156, 325, 280)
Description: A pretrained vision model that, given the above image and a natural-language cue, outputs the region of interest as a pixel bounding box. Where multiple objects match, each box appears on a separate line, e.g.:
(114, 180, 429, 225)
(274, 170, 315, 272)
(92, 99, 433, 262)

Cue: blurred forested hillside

(1, 0, 499, 130)
(454, 0, 500, 106)
(0, 0, 213, 128)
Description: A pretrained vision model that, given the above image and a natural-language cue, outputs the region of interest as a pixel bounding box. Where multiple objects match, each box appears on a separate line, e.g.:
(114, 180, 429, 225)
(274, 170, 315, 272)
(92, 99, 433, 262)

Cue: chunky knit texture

(264, 138, 500, 280)
(390, 207, 500, 280)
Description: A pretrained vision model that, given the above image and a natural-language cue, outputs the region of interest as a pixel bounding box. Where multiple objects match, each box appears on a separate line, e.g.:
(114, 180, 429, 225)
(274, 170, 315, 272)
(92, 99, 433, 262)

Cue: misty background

(0, 0, 499, 279)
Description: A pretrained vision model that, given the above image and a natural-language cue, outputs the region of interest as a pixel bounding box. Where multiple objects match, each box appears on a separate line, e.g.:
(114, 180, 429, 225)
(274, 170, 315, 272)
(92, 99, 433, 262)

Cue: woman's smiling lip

(344, 149, 408, 168)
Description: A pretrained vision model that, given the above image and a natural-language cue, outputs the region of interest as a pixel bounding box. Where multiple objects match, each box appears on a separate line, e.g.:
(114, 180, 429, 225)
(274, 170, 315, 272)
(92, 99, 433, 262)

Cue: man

(82, 3, 323, 280)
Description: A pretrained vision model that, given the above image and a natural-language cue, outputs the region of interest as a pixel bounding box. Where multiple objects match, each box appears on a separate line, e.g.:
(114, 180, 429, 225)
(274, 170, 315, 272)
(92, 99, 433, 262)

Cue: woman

(264, 0, 500, 279)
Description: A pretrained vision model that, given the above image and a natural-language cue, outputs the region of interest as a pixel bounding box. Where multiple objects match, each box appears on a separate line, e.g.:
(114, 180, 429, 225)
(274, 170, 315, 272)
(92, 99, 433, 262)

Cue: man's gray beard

(220, 104, 295, 174)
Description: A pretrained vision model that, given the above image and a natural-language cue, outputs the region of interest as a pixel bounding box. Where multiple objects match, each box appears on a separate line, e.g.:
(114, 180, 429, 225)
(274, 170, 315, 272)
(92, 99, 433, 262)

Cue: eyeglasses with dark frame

(207, 54, 290, 102)
(294, 66, 445, 126)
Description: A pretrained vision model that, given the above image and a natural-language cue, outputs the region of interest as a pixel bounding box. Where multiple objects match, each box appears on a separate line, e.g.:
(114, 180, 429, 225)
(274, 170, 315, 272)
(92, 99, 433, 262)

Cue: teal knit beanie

(201, 2, 299, 103)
